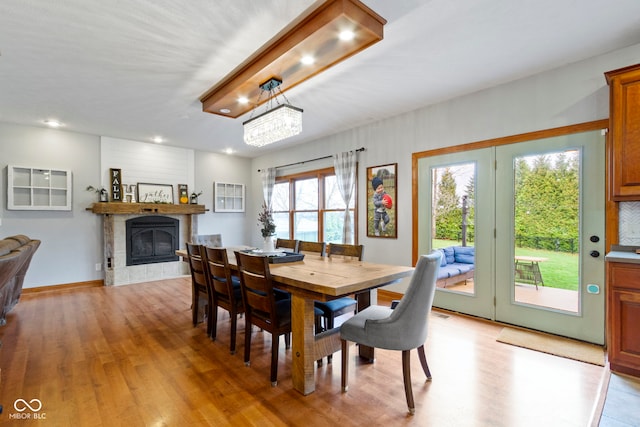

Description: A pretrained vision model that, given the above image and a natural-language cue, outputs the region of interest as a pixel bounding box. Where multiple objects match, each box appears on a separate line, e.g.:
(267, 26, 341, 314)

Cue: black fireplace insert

(125, 215, 179, 266)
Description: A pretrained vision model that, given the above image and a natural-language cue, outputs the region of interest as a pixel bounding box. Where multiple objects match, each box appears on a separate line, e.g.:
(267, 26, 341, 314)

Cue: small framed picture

(367, 163, 397, 238)
(137, 183, 174, 204)
(178, 184, 189, 204)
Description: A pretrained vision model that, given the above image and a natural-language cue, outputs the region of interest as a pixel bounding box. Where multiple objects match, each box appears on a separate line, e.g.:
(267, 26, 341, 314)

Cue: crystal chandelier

(243, 78, 303, 147)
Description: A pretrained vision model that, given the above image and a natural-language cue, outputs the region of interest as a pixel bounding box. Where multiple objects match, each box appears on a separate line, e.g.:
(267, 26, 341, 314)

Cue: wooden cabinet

(607, 261, 640, 377)
(605, 64, 640, 200)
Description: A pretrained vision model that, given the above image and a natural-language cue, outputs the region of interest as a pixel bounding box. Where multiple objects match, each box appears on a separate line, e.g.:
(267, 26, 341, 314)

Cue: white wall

(0, 123, 103, 288)
(0, 125, 252, 288)
(100, 137, 195, 194)
(2, 42, 639, 289)
(193, 151, 253, 247)
(251, 43, 640, 292)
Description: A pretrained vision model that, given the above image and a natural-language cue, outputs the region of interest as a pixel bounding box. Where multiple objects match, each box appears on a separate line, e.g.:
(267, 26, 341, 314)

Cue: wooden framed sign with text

(110, 168, 122, 202)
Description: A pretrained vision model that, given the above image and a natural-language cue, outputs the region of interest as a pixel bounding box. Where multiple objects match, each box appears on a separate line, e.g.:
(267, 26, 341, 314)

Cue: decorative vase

(263, 235, 275, 252)
(99, 188, 108, 202)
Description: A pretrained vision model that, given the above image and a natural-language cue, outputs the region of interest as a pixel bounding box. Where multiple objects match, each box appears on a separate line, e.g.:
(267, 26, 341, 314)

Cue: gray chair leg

(402, 350, 415, 415)
(417, 345, 432, 379)
(341, 339, 349, 392)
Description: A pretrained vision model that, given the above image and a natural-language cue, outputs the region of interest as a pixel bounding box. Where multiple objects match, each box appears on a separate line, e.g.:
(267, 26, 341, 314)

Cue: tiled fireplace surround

(105, 214, 190, 286)
(92, 204, 204, 286)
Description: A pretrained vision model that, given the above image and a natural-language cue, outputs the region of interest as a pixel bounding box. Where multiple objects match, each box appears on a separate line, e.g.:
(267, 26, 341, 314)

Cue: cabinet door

(607, 262, 640, 376)
(606, 64, 640, 200)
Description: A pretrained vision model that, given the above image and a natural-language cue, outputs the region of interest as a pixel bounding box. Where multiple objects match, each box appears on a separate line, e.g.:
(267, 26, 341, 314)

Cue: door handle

(590, 250, 600, 258)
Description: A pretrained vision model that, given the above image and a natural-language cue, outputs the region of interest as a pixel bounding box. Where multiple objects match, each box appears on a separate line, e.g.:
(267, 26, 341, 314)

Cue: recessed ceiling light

(44, 119, 62, 128)
(220, 108, 231, 114)
(339, 30, 355, 41)
(238, 97, 249, 104)
(224, 148, 234, 155)
(301, 55, 315, 65)
(152, 136, 163, 143)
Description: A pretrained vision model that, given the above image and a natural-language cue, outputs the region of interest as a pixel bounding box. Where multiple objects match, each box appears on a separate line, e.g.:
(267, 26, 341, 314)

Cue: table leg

(356, 291, 375, 360)
(291, 294, 316, 395)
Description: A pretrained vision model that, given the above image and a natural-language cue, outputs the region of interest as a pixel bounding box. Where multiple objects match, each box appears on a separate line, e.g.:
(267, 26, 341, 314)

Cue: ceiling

(1, 0, 640, 158)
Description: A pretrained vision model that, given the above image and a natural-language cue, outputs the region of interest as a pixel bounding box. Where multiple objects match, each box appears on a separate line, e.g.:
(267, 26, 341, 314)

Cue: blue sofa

(435, 246, 475, 288)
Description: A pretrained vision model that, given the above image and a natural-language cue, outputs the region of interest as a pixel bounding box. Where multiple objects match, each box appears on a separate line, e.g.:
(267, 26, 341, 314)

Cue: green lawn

(432, 239, 578, 291)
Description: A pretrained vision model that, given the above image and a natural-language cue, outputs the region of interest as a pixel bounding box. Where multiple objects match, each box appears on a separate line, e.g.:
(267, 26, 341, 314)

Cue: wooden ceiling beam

(200, 0, 386, 119)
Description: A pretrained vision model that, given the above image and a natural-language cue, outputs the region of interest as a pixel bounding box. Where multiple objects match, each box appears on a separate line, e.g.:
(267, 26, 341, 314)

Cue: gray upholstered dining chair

(193, 234, 223, 248)
(340, 251, 441, 415)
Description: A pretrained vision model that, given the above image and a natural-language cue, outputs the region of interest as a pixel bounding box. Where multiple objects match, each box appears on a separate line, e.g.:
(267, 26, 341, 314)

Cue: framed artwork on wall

(366, 163, 397, 238)
(137, 183, 174, 204)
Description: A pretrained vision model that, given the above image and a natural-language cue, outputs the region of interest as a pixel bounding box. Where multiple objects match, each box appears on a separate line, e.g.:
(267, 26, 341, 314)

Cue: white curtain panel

(333, 151, 356, 243)
(261, 167, 276, 209)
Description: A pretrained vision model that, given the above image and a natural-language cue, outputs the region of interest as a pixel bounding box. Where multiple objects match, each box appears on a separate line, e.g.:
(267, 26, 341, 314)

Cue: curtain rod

(257, 147, 365, 172)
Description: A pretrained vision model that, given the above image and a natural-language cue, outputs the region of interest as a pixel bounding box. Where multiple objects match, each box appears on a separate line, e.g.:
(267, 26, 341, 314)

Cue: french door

(416, 129, 605, 344)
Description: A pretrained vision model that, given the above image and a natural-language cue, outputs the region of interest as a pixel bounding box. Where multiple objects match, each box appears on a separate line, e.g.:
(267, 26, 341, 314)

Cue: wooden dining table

(176, 247, 414, 395)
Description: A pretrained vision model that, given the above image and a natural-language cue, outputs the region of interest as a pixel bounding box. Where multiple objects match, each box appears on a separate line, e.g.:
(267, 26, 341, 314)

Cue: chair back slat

(186, 243, 208, 289)
(235, 252, 277, 324)
(327, 243, 364, 261)
(203, 247, 233, 297)
(298, 241, 326, 256)
(275, 238, 299, 252)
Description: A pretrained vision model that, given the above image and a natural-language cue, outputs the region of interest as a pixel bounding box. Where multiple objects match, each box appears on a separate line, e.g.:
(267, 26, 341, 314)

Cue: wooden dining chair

(235, 251, 292, 386)
(275, 238, 299, 252)
(314, 243, 363, 363)
(340, 251, 441, 415)
(202, 246, 244, 354)
(297, 240, 326, 256)
(185, 243, 214, 336)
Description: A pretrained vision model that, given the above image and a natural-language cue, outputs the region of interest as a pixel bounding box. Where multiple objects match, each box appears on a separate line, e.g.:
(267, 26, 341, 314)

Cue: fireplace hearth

(126, 215, 179, 266)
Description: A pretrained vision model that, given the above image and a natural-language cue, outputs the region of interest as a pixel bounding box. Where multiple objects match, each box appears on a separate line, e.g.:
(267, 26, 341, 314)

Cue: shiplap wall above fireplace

(100, 137, 195, 199)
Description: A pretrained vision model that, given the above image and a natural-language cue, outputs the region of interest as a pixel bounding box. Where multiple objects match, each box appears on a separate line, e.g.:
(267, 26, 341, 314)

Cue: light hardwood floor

(0, 277, 606, 426)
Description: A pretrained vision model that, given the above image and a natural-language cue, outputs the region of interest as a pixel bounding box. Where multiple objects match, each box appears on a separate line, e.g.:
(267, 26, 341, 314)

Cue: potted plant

(86, 185, 108, 202)
(190, 191, 203, 204)
(257, 202, 276, 251)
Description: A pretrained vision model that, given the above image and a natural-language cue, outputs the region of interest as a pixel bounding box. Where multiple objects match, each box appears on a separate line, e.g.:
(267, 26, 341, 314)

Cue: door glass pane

(513, 150, 579, 313)
(431, 162, 476, 295)
(294, 212, 318, 241)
